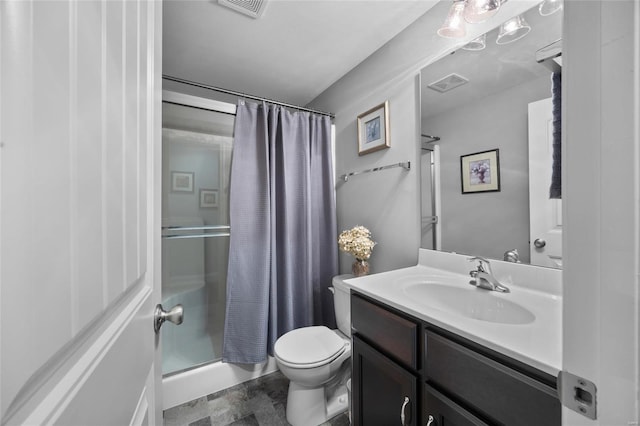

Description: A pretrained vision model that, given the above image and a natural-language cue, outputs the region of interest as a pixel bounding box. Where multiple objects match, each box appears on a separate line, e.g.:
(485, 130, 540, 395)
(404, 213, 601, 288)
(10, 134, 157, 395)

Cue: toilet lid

(274, 326, 346, 366)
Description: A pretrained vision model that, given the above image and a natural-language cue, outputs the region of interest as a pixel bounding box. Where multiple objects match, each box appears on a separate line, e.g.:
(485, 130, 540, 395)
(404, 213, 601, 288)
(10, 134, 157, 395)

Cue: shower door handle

(154, 304, 184, 333)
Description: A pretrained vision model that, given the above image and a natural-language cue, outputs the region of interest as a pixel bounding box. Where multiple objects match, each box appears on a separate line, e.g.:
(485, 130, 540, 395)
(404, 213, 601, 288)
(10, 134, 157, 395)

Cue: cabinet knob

(401, 396, 410, 425)
(426, 414, 435, 426)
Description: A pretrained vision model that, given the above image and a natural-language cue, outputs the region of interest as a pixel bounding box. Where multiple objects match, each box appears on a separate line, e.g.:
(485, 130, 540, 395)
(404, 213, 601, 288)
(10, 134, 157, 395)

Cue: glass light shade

(437, 1, 466, 38)
(539, 0, 563, 16)
(464, 0, 501, 24)
(462, 34, 487, 51)
(496, 15, 531, 44)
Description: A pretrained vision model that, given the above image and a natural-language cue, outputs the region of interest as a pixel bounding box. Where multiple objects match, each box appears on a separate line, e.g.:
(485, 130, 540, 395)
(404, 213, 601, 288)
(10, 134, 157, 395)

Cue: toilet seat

(274, 326, 347, 369)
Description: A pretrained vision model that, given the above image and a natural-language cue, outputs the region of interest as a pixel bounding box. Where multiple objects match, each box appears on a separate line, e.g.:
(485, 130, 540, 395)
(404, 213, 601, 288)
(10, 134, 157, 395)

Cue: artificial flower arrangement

(338, 225, 376, 261)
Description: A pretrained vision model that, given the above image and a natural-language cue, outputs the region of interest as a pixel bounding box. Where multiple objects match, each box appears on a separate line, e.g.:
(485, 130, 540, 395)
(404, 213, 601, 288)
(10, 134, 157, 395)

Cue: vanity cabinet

(351, 293, 419, 426)
(352, 335, 418, 425)
(424, 329, 560, 425)
(351, 292, 561, 426)
(424, 384, 488, 426)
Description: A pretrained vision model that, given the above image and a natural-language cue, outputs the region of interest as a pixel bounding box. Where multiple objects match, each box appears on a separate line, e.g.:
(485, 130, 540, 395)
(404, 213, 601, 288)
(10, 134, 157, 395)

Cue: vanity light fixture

(538, 0, 563, 16)
(463, 0, 501, 24)
(496, 14, 531, 44)
(462, 33, 487, 51)
(438, 0, 501, 39)
(437, 0, 467, 38)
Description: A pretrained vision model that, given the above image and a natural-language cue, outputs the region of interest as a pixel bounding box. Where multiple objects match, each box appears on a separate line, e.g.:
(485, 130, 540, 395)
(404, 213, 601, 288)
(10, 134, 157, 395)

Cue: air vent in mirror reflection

(427, 73, 469, 93)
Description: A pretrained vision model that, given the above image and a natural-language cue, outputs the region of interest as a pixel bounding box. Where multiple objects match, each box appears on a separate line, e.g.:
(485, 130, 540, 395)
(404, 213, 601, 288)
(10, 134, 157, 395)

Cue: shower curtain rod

(162, 75, 335, 119)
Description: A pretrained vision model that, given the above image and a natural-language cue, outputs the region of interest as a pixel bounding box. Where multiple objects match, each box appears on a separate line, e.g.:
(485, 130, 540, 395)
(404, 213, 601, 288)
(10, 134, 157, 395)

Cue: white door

(0, 1, 163, 425)
(527, 98, 562, 268)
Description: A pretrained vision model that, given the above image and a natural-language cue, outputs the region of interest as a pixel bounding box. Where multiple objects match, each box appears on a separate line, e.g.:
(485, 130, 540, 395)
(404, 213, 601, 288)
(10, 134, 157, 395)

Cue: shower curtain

(222, 100, 338, 364)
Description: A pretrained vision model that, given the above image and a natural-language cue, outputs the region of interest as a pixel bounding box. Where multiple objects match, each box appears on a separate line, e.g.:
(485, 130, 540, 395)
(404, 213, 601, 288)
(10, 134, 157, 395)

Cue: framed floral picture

(460, 149, 501, 194)
(356, 101, 390, 155)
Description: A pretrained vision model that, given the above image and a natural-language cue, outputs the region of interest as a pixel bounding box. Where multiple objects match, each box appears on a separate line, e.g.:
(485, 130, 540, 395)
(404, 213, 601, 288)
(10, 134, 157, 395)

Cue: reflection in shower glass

(161, 100, 234, 376)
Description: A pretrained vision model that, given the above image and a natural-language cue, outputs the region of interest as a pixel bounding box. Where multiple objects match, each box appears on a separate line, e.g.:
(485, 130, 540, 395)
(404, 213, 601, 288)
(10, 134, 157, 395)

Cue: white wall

(423, 75, 550, 264)
(330, 76, 422, 274)
(309, 0, 539, 273)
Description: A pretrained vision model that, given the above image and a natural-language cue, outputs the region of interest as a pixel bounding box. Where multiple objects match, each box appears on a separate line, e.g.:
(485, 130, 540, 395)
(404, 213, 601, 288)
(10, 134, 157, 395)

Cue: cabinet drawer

(351, 293, 418, 369)
(425, 330, 560, 426)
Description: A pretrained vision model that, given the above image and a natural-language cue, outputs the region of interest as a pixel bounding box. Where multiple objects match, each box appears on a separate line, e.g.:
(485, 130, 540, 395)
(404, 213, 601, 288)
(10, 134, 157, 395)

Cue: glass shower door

(161, 96, 234, 376)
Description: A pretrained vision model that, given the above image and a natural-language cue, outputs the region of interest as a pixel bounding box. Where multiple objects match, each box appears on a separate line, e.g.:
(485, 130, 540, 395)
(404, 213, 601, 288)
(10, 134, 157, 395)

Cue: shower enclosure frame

(161, 90, 278, 410)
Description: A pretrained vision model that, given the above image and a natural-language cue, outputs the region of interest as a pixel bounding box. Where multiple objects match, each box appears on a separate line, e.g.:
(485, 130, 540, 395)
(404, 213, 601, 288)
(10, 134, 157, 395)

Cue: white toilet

(274, 274, 352, 426)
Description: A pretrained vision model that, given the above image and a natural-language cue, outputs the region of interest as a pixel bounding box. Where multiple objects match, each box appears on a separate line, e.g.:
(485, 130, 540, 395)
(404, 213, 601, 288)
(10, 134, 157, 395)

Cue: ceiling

(163, 0, 438, 107)
(420, 2, 562, 119)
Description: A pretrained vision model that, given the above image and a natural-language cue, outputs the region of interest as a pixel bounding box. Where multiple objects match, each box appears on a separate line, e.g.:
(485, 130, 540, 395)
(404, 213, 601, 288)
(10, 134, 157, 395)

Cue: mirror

(420, 2, 562, 268)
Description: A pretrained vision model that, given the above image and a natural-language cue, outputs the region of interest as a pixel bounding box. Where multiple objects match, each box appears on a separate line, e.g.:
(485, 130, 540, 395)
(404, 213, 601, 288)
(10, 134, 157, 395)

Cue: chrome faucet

(467, 256, 510, 293)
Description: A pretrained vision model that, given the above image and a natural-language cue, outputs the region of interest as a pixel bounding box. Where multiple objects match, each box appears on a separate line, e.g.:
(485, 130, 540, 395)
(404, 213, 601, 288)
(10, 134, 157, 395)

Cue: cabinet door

(424, 384, 489, 426)
(352, 335, 417, 426)
(425, 330, 560, 425)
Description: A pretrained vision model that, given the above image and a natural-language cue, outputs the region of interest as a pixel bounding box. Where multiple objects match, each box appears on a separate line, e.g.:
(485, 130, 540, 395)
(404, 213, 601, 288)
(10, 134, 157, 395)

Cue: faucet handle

(467, 256, 492, 273)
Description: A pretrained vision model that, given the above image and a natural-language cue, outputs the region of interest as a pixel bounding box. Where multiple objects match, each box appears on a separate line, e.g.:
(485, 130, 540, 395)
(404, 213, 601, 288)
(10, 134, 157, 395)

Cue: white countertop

(343, 256, 562, 377)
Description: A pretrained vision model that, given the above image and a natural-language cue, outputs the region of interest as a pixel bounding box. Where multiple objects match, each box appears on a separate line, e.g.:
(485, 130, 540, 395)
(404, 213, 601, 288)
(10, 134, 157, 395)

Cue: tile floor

(163, 371, 350, 426)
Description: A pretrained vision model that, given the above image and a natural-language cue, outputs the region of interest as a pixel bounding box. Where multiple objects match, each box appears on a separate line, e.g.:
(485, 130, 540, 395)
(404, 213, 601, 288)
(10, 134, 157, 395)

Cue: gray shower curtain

(222, 100, 338, 364)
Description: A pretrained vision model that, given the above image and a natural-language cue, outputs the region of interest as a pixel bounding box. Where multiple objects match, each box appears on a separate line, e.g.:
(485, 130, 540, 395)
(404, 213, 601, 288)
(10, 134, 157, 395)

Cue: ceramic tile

(164, 397, 211, 426)
(247, 394, 284, 426)
(164, 371, 351, 426)
(228, 414, 260, 426)
(207, 388, 253, 425)
(189, 417, 212, 426)
(246, 372, 289, 402)
(207, 382, 248, 402)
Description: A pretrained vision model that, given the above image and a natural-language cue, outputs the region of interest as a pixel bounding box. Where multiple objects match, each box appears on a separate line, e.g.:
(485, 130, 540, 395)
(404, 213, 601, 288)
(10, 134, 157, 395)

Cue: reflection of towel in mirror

(549, 72, 562, 199)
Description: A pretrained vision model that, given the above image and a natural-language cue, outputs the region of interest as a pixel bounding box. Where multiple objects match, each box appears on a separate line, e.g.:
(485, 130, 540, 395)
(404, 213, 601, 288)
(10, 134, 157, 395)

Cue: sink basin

(403, 283, 535, 325)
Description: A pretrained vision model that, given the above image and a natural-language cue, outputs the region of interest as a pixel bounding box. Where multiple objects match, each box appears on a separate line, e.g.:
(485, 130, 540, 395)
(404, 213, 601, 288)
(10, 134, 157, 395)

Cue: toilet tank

(331, 274, 352, 337)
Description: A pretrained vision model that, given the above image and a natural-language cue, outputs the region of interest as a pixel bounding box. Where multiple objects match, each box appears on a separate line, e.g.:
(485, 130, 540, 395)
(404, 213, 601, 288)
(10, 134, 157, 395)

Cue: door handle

(426, 415, 435, 426)
(400, 396, 410, 425)
(534, 238, 546, 248)
(154, 304, 184, 333)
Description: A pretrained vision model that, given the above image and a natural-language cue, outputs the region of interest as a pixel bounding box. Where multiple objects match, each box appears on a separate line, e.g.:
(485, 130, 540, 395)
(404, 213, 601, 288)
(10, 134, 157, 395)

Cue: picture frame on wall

(171, 171, 194, 193)
(460, 149, 501, 194)
(356, 101, 390, 155)
(199, 189, 219, 208)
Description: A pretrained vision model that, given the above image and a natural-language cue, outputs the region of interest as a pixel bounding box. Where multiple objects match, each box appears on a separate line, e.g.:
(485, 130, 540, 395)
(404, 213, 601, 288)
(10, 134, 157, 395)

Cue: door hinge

(558, 370, 597, 420)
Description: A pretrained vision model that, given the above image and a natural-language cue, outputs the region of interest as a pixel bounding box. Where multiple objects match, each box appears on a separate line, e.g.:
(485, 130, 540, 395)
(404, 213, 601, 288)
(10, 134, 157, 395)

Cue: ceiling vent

(427, 73, 469, 93)
(218, 0, 268, 19)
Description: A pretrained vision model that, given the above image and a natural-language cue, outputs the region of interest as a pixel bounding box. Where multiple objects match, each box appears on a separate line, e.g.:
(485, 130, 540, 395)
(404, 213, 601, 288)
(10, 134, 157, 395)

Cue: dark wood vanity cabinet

(424, 384, 489, 426)
(351, 292, 561, 426)
(352, 335, 418, 425)
(424, 330, 561, 426)
(351, 293, 419, 426)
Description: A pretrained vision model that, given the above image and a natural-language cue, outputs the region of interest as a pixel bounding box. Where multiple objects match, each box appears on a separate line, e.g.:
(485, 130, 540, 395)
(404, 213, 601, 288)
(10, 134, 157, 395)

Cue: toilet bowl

(273, 275, 352, 426)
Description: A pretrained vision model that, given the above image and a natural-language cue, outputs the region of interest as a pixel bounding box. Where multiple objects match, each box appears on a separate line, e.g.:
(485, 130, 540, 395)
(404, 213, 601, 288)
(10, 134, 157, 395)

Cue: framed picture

(199, 189, 218, 208)
(171, 171, 194, 193)
(357, 101, 390, 156)
(460, 149, 501, 194)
